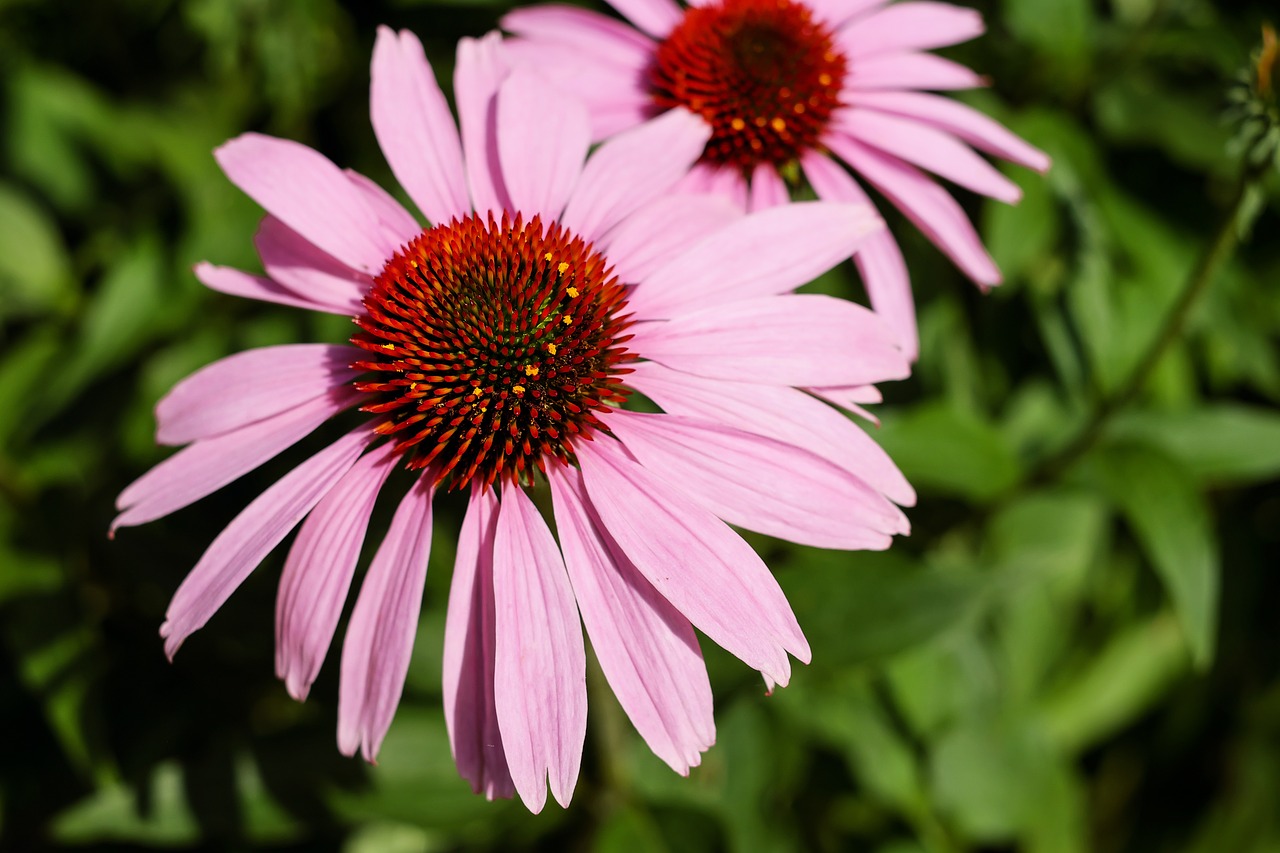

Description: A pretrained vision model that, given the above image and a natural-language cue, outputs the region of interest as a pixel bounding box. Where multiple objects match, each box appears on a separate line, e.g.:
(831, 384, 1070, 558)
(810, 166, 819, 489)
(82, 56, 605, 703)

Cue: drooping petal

(607, 410, 904, 546)
(548, 466, 714, 774)
(502, 6, 657, 66)
(801, 150, 918, 360)
(626, 360, 915, 506)
(158, 424, 374, 659)
(807, 383, 884, 423)
(602, 0, 684, 38)
(156, 344, 362, 446)
(577, 438, 809, 685)
(214, 133, 393, 273)
(443, 486, 515, 800)
(844, 52, 985, 92)
(596, 193, 743, 283)
(492, 487, 587, 813)
(561, 108, 711, 243)
(337, 473, 435, 762)
(114, 385, 362, 532)
(748, 163, 790, 212)
(370, 27, 470, 225)
(254, 216, 369, 315)
(631, 294, 910, 387)
(495, 69, 590, 222)
(454, 33, 512, 215)
(835, 109, 1021, 203)
(194, 263, 345, 314)
(838, 2, 984, 56)
(628, 202, 882, 320)
(275, 443, 398, 701)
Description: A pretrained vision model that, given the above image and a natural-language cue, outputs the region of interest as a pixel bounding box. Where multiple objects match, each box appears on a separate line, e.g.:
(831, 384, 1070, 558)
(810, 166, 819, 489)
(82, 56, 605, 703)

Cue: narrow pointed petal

(830, 135, 1000, 285)
(114, 385, 362, 532)
(276, 443, 398, 701)
(629, 202, 882, 320)
(602, 0, 683, 38)
(626, 361, 915, 507)
(455, 33, 512, 215)
(631, 294, 910, 387)
(158, 425, 374, 659)
(337, 474, 435, 762)
(577, 439, 809, 685)
(254, 216, 369, 314)
(345, 169, 423, 245)
(845, 52, 985, 92)
(502, 6, 657, 65)
(492, 488, 587, 812)
(443, 487, 515, 800)
(549, 466, 714, 774)
(194, 263, 345, 314)
(214, 133, 392, 273)
(597, 193, 742, 283)
(838, 2, 984, 56)
(807, 383, 884, 423)
(496, 70, 590, 222)
(606, 410, 904, 546)
(371, 27, 470, 225)
(748, 163, 790, 212)
(561, 108, 711, 243)
(156, 344, 362, 446)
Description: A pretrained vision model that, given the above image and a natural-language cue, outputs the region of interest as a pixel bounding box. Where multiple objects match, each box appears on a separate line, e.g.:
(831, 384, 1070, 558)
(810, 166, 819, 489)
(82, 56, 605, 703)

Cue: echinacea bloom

(114, 28, 915, 812)
(503, 0, 1051, 359)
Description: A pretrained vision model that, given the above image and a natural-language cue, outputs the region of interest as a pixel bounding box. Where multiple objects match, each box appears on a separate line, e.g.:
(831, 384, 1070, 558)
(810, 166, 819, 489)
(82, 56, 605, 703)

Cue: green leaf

(0, 182, 74, 318)
(1093, 442, 1220, 667)
(52, 763, 199, 845)
(988, 490, 1107, 585)
(1110, 405, 1280, 485)
(595, 807, 670, 853)
(872, 404, 1021, 501)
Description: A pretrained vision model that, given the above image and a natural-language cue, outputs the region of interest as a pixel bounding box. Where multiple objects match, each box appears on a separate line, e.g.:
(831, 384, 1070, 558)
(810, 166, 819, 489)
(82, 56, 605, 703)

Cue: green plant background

(1, 0, 1278, 850)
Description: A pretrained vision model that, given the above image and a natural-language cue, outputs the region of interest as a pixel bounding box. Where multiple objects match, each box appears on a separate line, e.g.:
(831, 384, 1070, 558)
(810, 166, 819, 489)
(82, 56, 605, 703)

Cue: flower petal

(671, 162, 750, 210)
(156, 343, 362, 446)
(113, 385, 362, 532)
(805, 0, 889, 29)
(602, 0, 683, 38)
(607, 410, 904, 546)
(443, 486, 515, 800)
(597, 193, 743, 283)
(548, 466, 714, 774)
(629, 202, 882, 320)
(194, 263, 345, 314)
(502, 6, 657, 65)
(214, 133, 392, 273)
(748, 163, 790, 212)
(455, 33, 512, 215)
(371, 27, 470, 225)
(492, 487, 587, 813)
(337, 473, 436, 762)
(561, 108, 711, 243)
(845, 52, 985, 92)
(496, 69, 590, 222)
(275, 443, 398, 701)
(838, 2, 984, 56)
(345, 169, 423, 245)
(254, 216, 369, 314)
(577, 438, 809, 685)
(158, 424, 374, 659)
(631, 293, 910, 387)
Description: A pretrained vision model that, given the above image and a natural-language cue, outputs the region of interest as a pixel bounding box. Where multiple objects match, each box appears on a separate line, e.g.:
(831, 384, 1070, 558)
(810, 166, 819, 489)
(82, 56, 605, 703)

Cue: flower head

(115, 27, 914, 812)
(504, 0, 1051, 359)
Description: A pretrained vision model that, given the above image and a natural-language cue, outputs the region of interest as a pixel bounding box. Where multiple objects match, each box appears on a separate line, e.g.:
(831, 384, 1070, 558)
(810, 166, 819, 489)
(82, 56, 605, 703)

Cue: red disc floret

(352, 212, 634, 490)
(651, 0, 847, 171)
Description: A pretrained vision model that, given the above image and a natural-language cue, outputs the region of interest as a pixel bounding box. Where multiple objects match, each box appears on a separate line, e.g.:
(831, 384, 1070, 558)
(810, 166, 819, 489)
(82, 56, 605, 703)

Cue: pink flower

(503, 0, 1051, 360)
(114, 27, 915, 811)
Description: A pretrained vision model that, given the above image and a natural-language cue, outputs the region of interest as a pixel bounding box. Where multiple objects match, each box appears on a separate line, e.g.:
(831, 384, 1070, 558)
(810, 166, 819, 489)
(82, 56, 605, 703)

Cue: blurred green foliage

(1, 0, 1279, 850)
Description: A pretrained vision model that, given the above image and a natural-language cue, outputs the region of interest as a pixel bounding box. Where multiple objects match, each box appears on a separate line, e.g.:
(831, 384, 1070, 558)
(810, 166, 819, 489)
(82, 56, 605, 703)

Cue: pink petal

(502, 6, 657, 65)
(114, 385, 362, 532)
(845, 52, 986, 92)
(194, 262, 344, 314)
(602, 0, 683, 38)
(156, 344, 362, 446)
(807, 383, 884, 423)
(495, 69, 590, 222)
(748, 163, 790, 212)
(626, 360, 915, 506)
(838, 2, 984, 56)
(345, 169, 423, 245)
(371, 28, 470, 225)
(443, 486, 515, 800)
(337, 473, 436, 762)
(801, 150, 920, 360)
(254, 216, 369, 315)
(835, 109, 1021, 203)
(548, 466, 714, 774)
(829, 135, 1001, 286)
(492, 487, 587, 813)
(607, 410, 905, 546)
(671, 162, 750, 211)
(577, 438, 809, 685)
(629, 202, 882, 320)
(845, 90, 1051, 172)
(454, 33, 512, 215)
(275, 443, 398, 701)
(214, 133, 393, 273)
(632, 293, 910, 387)
(597, 193, 743, 283)
(561, 108, 711, 242)
(805, 0, 889, 29)
(158, 424, 374, 659)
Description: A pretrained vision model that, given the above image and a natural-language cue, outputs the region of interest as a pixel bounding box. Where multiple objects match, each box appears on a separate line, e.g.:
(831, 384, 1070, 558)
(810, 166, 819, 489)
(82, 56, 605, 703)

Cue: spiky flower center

(352, 212, 633, 489)
(651, 0, 847, 171)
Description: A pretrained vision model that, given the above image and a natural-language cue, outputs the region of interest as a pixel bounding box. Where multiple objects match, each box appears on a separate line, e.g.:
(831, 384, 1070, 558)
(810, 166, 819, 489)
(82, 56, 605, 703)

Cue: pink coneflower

(114, 28, 915, 811)
(503, 0, 1051, 359)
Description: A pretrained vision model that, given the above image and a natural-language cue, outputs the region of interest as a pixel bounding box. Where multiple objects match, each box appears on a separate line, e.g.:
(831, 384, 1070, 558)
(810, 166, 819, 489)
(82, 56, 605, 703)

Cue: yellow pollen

(818, 73, 833, 86)
(524, 365, 539, 377)
(562, 315, 573, 325)
(566, 286, 580, 298)
(557, 262, 570, 274)
(512, 385, 526, 394)
(382, 343, 395, 350)
(543, 252, 553, 261)
(731, 118, 746, 131)
(547, 343, 558, 355)
(771, 117, 787, 132)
